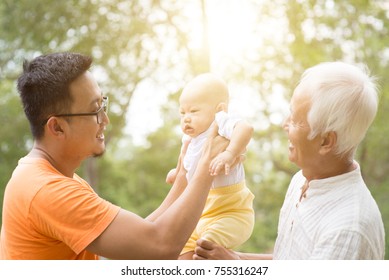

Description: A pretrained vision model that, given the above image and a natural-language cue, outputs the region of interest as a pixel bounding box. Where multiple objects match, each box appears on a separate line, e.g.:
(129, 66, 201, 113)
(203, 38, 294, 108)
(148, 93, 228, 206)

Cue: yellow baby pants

(181, 181, 255, 254)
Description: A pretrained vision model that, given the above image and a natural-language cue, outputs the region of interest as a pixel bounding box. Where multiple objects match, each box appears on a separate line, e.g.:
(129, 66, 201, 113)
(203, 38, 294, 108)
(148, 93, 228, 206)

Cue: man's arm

(146, 160, 187, 222)
(87, 124, 228, 259)
(193, 239, 273, 260)
(147, 137, 190, 221)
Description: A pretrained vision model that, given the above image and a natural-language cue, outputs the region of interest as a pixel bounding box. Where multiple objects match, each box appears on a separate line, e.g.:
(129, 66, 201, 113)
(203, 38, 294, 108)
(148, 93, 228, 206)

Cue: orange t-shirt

(0, 157, 120, 260)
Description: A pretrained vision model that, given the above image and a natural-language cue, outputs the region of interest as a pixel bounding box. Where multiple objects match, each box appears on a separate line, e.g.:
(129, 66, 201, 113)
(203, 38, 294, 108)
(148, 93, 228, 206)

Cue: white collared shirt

(273, 162, 385, 259)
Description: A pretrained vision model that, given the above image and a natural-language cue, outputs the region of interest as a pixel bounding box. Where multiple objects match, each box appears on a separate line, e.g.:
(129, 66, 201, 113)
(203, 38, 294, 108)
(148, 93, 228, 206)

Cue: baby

(167, 73, 255, 260)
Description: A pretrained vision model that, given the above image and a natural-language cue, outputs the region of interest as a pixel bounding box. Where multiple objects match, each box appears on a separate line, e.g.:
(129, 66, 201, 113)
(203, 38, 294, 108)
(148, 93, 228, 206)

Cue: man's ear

(216, 102, 227, 112)
(46, 117, 65, 137)
(319, 131, 337, 155)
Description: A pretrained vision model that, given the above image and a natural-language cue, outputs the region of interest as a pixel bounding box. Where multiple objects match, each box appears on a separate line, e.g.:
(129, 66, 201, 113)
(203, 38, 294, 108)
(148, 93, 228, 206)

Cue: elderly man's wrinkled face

(283, 84, 323, 171)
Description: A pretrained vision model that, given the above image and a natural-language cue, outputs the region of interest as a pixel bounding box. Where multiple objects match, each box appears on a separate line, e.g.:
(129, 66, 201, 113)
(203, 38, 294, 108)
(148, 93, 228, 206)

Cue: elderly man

(194, 62, 385, 260)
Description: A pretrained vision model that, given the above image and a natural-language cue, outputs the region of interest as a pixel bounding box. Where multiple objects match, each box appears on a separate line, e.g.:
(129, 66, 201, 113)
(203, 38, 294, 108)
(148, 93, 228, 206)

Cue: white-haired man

(193, 61, 385, 260)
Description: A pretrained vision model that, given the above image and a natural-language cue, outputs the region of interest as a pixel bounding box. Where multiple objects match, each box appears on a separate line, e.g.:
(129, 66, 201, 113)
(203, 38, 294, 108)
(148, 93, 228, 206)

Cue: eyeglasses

(42, 96, 108, 125)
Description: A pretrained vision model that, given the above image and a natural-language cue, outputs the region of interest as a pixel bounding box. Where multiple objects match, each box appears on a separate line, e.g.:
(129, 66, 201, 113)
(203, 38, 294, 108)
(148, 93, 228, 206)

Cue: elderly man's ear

(319, 131, 337, 155)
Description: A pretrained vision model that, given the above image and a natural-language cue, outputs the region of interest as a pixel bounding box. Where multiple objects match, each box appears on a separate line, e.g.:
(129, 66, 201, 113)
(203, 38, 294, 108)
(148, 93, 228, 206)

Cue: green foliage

(96, 123, 181, 217)
(1, 0, 388, 259)
(0, 81, 31, 222)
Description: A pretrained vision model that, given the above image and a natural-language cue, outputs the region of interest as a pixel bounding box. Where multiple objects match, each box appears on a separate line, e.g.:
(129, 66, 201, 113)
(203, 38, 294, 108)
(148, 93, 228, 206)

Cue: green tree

(0, 81, 30, 208)
(1, 0, 388, 259)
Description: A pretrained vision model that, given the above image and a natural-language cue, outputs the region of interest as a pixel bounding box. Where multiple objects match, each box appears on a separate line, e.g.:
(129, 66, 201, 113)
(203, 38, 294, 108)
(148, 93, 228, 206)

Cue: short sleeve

(215, 111, 242, 139)
(29, 176, 120, 254)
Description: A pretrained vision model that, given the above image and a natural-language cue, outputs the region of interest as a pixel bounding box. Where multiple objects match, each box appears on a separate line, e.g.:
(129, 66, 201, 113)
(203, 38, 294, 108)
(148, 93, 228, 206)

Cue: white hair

(299, 61, 378, 157)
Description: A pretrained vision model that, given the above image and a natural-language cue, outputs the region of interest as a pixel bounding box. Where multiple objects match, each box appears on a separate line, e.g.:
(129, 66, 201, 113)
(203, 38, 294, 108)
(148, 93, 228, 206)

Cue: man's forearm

(146, 167, 187, 222)
(238, 252, 273, 260)
(153, 159, 213, 258)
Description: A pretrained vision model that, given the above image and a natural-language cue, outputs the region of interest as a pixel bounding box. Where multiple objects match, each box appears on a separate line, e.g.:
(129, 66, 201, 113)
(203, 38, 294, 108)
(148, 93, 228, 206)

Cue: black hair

(17, 52, 92, 139)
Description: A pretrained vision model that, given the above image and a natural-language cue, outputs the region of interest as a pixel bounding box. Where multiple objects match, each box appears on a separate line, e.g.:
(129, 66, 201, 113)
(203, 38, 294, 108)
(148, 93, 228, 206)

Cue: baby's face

(179, 91, 218, 138)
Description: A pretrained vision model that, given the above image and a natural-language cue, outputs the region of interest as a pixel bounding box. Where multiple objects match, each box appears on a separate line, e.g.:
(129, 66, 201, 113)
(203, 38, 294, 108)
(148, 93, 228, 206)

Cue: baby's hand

(166, 137, 191, 185)
(166, 168, 177, 184)
(209, 150, 235, 176)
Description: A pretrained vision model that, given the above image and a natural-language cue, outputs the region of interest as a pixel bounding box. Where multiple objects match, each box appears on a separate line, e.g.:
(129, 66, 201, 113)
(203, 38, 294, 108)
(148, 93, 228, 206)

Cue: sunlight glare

(206, 1, 257, 57)
(202, 0, 288, 71)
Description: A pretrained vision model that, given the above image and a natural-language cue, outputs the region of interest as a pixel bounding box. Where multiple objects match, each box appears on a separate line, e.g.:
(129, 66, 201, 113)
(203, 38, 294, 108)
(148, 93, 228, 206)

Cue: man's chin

(93, 149, 105, 158)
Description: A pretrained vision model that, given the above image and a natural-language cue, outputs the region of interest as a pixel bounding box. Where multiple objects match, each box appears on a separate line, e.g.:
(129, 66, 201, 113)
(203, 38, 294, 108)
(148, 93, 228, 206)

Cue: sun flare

(191, 0, 289, 71)
(206, 1, 258, 57)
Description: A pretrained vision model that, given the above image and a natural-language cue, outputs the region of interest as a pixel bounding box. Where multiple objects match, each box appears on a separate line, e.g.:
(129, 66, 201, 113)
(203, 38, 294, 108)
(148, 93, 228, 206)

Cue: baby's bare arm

(210, 120, 253, 176)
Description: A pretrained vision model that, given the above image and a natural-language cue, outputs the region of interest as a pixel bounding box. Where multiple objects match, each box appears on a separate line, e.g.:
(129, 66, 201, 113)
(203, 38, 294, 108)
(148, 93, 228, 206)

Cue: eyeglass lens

(97, 97, 108, 124)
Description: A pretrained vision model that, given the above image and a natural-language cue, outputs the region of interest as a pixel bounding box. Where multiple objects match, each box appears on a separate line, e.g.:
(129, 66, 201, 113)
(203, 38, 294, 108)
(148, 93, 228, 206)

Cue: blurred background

(1, 0, 388, 258)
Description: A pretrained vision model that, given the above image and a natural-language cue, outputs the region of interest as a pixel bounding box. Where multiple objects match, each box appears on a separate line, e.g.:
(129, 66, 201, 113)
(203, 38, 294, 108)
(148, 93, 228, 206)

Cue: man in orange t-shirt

(1, 157, 119, 259)
(0, 52, 228, 259)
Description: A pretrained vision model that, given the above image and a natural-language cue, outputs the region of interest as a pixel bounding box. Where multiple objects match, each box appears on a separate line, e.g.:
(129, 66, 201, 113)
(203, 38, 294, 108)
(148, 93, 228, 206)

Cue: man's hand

(193, 239, 240, 260)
